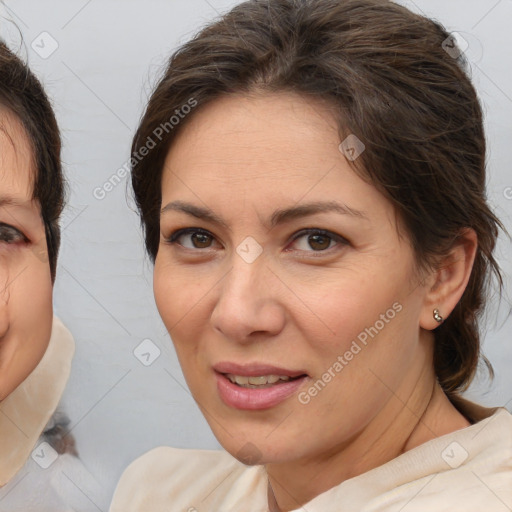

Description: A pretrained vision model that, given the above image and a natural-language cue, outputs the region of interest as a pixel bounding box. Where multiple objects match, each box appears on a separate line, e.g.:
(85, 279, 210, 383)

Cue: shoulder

(320, 406, 512, 512)
(50, 316, 75, 357)
(110, 446, 263, 512)
(390, 407, 512, 511)
(119, 445, 240, 479)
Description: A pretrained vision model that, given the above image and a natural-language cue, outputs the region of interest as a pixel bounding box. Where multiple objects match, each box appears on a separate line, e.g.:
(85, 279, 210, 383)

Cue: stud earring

(433, 308, 443, 323)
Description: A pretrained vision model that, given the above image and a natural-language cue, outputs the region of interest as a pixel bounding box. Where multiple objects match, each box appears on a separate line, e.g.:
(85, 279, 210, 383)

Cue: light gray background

(1, 0, 511, 509)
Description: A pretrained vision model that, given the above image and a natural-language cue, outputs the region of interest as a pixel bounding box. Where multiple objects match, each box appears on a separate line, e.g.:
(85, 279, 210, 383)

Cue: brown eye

(289, 228, 348, 254)
(166, 228, 217, 250)
(307, 233, 331, 251)
(190, 232, 213, 248)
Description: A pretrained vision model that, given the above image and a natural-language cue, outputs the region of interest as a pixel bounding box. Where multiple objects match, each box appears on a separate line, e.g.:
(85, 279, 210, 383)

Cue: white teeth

(233, 375, 249, 385)
(226, 374, 293, 387)
(248, 376, 269, 385)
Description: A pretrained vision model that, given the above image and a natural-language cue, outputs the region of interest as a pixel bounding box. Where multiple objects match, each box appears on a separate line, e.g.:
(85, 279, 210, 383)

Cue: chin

(208, 423, 298, 466)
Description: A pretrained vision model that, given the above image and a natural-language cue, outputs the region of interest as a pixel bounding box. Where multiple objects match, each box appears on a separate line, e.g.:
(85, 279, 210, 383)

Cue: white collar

(0, 316, 74, 485)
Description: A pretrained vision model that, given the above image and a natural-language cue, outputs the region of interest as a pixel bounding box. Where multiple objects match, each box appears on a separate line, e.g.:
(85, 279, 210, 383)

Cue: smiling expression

(0, 110, 53, 400)
(154, 91, 433, 464)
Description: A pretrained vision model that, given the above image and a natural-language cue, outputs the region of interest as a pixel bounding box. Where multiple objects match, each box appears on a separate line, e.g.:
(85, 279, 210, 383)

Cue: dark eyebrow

(161, 201, 231, 230)
(161, 200, 368, 230)
(269, 201, 368, 227)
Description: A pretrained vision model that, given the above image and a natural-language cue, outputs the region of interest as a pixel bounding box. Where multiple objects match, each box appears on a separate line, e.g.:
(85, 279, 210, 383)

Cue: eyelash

(0, 223, 27, 245)
(165, 227, 348, 255)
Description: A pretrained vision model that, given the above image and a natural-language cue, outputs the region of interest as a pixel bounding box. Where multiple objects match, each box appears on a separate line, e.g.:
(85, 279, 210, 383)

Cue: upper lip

(213, 361, 308, 378)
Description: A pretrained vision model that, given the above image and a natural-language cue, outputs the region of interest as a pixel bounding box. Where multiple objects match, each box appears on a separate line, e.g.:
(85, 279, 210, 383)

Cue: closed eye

(0, 223, 27, 244)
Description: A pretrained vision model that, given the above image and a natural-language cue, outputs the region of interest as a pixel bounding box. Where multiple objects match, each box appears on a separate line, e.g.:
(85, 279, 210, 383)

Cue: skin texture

(154, 92, 477, 511)
(0, 110, 53, 401)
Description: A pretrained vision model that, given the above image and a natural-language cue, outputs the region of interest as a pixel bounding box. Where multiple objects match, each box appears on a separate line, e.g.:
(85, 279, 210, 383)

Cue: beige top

(0, 316, 75, 486)
(110, 401, 512, 512)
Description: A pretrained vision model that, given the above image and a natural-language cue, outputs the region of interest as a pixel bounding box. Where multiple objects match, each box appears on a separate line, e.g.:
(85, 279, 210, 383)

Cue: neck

(266, 340, 470, 511)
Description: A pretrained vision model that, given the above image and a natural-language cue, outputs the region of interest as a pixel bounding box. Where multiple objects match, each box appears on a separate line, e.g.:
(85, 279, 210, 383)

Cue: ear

(419, 228, 478, 330)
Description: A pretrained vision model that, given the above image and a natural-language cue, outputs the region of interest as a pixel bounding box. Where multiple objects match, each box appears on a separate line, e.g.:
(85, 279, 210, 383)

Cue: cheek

(155, 260, 190, 326)
(0, 250, 53, 398)
(153, 259, 213, 345)
(297, 267, 420, 404)
(154, 261, 217, 395)
(297, 270, 401, 351)
(299, 270, 421, 404)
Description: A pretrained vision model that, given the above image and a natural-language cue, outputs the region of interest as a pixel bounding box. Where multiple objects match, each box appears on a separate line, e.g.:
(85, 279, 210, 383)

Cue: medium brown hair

(0, 40, 64, 281)
(130, 0, 504, 397)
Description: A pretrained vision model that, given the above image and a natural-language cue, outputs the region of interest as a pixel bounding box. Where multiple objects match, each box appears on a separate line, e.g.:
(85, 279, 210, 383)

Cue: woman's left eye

(0, 223, 26, 244)
(289, 229, 347, 253)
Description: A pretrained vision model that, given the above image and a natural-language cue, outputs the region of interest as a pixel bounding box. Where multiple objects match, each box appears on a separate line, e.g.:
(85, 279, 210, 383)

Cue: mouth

(224, 373, 304, 388)
(213, 362, 309, 410)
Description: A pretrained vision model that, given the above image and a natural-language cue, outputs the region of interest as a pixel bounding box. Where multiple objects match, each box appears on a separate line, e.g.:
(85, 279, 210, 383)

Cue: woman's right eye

(166, 228, 217, 250)
(0, 223, 26, 244)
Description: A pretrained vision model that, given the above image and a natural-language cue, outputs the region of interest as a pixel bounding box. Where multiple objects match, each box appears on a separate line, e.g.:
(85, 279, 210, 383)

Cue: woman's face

(154, 92, 432, 464)
(0, 111, 53, 400)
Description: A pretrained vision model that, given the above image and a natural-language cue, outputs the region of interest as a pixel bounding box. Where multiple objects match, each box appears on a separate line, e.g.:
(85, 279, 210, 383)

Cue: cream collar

(0, 316, 74, 486)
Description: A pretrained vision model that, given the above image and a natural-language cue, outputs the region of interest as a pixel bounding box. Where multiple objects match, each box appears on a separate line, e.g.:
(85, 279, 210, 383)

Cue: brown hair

(0, 40, 64, 281)
(130, 0, 504, 397)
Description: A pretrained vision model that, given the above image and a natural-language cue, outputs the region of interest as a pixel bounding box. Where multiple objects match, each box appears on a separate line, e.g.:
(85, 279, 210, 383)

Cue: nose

(210, 256, 286, 343)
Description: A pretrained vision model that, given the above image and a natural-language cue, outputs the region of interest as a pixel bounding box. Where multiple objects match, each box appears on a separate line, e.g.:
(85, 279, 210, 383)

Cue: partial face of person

(0, 110, 53, 400)
(154, 92, 432, 464)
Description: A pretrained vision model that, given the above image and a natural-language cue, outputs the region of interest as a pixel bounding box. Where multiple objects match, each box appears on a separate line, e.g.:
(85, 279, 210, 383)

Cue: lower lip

(215, 373, 308, 410)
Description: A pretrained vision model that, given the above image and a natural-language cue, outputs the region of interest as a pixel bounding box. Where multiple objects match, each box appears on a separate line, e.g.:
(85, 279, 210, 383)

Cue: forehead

(162, 92, 345, 201)
(166, 91, 340, 171)
(0, 108, 35, 200)
(161, 92, 391, 222)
